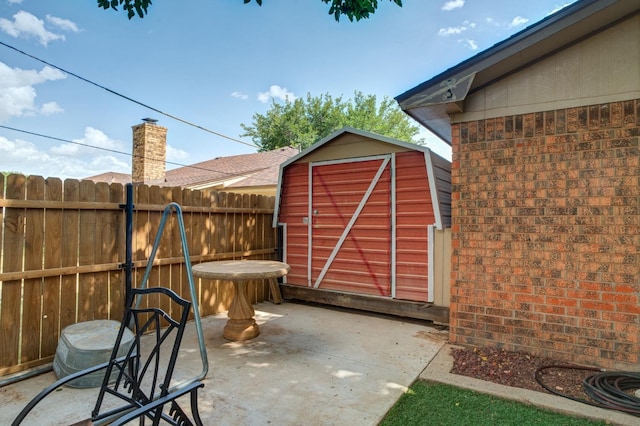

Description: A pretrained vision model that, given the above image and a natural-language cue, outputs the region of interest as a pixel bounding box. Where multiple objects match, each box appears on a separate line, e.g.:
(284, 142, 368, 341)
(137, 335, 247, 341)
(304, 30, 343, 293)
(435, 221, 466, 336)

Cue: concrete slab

(421, 344, 639, 426)
(0, 301, 447, 425)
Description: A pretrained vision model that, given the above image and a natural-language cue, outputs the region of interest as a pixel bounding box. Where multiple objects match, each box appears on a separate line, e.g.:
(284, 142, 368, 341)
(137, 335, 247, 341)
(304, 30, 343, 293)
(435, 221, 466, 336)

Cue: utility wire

(0, 40, 258, 149)
(0, 124, 288, 184)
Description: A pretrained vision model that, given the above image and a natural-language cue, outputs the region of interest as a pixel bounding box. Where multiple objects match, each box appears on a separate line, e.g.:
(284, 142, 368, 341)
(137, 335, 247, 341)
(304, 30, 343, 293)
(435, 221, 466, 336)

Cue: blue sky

(0, 0, 575, 179)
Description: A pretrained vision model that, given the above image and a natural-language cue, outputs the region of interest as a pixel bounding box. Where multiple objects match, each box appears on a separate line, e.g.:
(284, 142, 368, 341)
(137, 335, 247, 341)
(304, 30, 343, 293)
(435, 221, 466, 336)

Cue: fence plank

(94, 182, 110, 319)
(109, 183, 125, 321)
(156, 186, 172, 315)
(22, 176, 45, 363)
(217, 193, 234, 309)
(199, 190, 215, 317)
(257, 195, 267, 260)
(77, 180, 97, 322)
(169, 186, 183, 314)
(203, 191, 219, 316)
(1, 174, 26, 369)
(244, 194, 257, 304)
(42, 178, 63, 357)
(257, 195, 270, 301)
(192, 190, 204, 258)
(134, 184, 150, 310)
(61, 179, 80, 330)
(181, 188, 195, 320)
(254, 194, 267, 301)
(148, 185, 164, 315)
(191, 190, 205, 316)
(166, 187, 178, 315)
(232, 193, 242, 256)
(265, 196, 276, 256)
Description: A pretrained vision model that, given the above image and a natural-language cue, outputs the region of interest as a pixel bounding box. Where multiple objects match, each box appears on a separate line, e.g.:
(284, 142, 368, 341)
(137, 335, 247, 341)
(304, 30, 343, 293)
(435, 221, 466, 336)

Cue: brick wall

(449, 98, 640, 369)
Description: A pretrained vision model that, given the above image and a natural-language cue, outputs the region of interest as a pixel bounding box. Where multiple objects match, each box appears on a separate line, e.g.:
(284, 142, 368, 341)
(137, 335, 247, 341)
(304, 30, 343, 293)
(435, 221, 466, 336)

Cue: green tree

(97, 0, 403, 21)
(240, 91, 422, 151)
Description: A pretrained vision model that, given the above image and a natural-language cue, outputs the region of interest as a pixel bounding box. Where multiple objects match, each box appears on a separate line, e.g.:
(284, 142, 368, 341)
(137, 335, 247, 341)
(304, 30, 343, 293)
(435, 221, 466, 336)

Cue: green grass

(380, 381, 608, 426)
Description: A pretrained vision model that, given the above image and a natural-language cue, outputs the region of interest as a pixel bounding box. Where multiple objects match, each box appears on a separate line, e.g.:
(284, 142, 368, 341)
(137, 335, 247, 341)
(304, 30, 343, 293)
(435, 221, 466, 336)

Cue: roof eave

(395, 0, 638, 144)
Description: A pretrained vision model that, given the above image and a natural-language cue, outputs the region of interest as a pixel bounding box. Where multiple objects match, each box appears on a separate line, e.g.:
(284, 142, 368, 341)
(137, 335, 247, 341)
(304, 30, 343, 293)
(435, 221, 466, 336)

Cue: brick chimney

(131, 118, 167, 184)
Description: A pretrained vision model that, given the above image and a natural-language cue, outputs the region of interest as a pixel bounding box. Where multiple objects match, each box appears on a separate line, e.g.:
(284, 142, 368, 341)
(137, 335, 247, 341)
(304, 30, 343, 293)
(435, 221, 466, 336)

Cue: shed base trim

(280, 284, 449, 324)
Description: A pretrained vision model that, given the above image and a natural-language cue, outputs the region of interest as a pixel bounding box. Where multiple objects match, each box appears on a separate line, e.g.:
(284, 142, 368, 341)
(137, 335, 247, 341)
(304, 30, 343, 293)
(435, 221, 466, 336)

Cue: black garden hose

(535, 365, 640, 417)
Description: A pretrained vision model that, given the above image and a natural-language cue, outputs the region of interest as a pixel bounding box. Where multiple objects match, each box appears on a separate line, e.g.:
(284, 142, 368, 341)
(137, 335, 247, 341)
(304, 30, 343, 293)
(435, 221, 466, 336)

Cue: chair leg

(190, 387, 204, 426)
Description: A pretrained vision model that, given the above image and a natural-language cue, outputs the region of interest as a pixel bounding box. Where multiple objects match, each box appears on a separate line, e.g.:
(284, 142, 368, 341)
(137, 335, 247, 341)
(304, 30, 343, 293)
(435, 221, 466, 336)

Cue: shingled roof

(86, 146, 298, 192)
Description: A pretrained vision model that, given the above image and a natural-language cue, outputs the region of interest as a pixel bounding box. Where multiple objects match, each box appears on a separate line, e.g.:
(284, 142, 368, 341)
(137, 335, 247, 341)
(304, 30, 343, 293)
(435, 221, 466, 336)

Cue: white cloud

(46, 15, 80, 33)
(231, 91, 248, 100)
(0, 11, 65, 46)
(51, 127, 124, 156)
(40, 101, 63, 115)
(0, 127, 132, 179)
(441, 0, 464, 11)
(7, 0, 23, 4)
(0, 85, 36, 120)
(0, 63, 66, 88)
(0, 126, 192, 179)
(438, 21, 475, 36)
(257, 85, 296, 103)
(166, 144, 189, 162)
(85, 155, 129, 173)
(0, 61, 66, 122)
(0, 137, 44, 164)
(509, 16, 529, 28)
(460, 39, 478, 50)
(55, 135, 130, 176)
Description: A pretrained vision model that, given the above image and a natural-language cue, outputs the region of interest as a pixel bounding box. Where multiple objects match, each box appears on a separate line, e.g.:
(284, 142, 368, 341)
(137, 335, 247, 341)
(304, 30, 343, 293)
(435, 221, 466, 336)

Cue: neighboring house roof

(87, 171, 131, 185)
(86, 146, 298, 190)
(165, 147, 298, 190)
(395, 0, 640, 144)
(273, 126, 452, 229)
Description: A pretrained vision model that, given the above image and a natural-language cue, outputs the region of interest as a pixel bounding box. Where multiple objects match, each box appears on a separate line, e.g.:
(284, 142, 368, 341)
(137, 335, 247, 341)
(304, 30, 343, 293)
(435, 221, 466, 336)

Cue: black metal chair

(13, 286, 205, 426)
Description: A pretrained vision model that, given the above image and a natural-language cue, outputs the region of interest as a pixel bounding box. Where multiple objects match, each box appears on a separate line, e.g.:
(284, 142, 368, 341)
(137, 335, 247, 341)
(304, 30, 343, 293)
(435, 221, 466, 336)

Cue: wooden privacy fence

(0, 174, 278, 377)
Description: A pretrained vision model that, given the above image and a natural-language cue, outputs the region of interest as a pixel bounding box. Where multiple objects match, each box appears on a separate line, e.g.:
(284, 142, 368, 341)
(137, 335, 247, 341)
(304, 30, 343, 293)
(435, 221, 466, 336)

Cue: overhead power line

(0, 124, 286, 185)
(0, 40, 258, 149)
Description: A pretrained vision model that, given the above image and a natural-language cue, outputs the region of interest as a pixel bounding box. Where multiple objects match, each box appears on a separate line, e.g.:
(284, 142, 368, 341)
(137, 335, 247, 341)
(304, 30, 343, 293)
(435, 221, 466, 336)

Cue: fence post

(120, 183, 134, 304)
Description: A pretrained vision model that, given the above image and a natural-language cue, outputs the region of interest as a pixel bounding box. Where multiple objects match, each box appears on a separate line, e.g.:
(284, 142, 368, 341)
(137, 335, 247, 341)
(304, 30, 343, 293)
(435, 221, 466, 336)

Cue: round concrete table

(192, 260, 290, 341)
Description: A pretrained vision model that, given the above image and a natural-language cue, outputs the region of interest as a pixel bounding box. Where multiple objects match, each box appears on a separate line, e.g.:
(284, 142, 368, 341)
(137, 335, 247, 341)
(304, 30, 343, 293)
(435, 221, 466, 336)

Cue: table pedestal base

(224, 281, 260, 341)
(191, 260, 290, 342)
(224, 318, 260, 341)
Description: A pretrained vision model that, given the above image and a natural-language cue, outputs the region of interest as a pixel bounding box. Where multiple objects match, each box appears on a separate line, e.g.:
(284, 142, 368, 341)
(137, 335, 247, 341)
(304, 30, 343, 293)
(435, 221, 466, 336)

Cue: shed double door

(309, 155, 393, 297)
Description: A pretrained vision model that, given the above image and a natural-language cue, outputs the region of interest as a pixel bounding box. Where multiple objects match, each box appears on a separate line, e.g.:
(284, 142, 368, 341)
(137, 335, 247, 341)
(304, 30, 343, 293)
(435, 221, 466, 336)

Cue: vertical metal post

(121, 183, 134, 304)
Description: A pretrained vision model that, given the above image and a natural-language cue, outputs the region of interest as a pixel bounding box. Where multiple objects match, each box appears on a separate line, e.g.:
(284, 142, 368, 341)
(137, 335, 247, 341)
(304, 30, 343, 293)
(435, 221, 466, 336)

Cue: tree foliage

(240, 91, 422, 152)
(97, 0, 403, 21)
(97, 0, 152, 20)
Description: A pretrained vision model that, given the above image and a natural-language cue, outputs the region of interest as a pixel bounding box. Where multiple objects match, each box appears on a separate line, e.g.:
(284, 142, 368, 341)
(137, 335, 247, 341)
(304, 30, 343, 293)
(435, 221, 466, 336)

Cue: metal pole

(122, 183, 134, 303)
(137, 202, 209, 383)
(124, 183, 133, 302)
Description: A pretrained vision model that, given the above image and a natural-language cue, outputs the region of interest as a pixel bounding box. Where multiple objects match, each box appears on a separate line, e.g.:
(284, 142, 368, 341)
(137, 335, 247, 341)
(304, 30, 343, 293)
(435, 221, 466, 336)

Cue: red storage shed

(273, 128, 451, 321)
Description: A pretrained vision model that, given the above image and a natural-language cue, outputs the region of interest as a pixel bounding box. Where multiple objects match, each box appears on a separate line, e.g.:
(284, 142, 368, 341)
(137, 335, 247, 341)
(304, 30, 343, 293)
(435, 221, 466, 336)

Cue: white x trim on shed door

(308, 155, 394, 297)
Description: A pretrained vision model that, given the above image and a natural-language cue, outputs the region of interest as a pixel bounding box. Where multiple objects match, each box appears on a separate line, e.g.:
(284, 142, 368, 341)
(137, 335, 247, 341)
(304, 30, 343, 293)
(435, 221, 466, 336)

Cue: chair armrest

(11, 357, 125, 426)
(110, 381, 204, 426)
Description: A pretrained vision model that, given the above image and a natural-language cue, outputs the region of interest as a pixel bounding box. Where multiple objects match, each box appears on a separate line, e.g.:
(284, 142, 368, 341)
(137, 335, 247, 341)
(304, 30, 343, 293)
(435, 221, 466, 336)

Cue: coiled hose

(535, 365, 640, 417)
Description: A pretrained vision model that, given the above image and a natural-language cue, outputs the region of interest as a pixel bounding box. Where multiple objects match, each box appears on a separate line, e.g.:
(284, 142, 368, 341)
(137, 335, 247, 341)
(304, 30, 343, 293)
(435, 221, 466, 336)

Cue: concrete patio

(0, 301, 448, 425)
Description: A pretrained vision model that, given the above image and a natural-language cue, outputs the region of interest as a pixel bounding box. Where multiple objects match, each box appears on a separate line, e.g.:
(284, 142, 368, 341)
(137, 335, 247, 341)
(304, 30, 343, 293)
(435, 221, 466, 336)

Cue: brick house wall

(449, 98, 640, 369)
